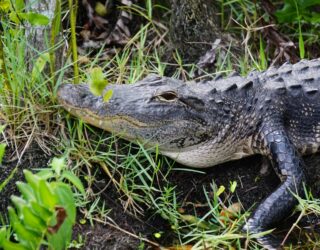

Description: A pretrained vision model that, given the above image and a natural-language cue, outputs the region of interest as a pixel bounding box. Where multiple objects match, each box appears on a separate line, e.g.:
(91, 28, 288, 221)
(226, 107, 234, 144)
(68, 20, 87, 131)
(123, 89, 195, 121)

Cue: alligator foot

(243, 222, 282, 250)
(256, 234, 282, 250)
(243, 123, 306, 250)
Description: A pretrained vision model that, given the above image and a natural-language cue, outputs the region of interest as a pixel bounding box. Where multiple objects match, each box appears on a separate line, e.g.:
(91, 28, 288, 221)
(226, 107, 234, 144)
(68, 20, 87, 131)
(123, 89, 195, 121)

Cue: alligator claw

(256, 235, 282, 250)
(242, 222, 281, 250)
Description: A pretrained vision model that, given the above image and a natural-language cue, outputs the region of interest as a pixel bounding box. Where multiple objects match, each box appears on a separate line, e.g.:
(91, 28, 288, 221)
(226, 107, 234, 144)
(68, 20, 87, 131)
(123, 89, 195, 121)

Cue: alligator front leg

(243, 124, 306, 249)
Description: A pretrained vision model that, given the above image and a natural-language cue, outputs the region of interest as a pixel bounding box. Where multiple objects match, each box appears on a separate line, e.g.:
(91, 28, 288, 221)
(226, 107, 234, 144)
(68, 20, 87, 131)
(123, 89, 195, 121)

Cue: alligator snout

(57, 84, 97, 108)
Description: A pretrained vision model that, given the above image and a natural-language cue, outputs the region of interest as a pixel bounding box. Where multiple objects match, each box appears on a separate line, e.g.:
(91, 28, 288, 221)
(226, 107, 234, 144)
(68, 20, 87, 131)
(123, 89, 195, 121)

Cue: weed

(0, 157, 84, 250)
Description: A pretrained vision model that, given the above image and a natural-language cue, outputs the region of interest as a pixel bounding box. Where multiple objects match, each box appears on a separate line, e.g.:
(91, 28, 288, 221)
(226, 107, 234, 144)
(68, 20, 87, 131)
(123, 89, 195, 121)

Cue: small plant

(0, 157, 84, 250)
(88, 67, 113, 102)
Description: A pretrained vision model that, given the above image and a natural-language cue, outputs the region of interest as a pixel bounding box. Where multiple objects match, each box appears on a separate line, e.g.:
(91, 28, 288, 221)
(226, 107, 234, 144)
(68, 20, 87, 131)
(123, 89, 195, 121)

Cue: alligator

(57, 58, 320, 249)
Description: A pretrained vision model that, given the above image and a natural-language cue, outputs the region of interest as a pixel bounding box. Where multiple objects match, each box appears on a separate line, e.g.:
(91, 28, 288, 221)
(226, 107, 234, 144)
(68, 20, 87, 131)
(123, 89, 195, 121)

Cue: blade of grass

(68, 0, 79, 84)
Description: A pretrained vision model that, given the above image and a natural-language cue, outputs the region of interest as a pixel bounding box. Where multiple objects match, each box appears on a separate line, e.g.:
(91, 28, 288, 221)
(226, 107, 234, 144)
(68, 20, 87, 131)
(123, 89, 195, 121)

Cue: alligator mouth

(67, 106, 150, 129)
(59, 100, 150, 129)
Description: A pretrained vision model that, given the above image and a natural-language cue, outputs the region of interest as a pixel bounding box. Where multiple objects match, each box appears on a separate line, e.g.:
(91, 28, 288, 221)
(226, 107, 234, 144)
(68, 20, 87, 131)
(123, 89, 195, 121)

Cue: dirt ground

(1, 140, 320, 249)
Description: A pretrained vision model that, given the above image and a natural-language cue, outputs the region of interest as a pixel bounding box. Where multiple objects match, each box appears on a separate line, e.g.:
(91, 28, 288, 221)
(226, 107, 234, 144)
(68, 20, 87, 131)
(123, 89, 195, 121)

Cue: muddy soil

(0, 144, 52, 212)
(1, 142, 320, 249)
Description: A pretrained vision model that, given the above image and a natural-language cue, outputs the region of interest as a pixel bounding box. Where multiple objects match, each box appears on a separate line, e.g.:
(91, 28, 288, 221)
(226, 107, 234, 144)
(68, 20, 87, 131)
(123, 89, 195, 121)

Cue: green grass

(0, 20, 64, 161)
(0, 0, 320, 249)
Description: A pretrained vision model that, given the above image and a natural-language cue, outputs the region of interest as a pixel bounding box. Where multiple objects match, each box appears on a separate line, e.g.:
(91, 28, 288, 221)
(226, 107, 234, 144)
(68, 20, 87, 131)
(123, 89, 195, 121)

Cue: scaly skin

(58, 59, 320, 249)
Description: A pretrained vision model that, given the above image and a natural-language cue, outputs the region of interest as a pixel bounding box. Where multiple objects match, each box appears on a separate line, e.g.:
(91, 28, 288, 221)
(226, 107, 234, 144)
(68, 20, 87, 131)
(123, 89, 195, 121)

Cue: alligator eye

(155, 91, 178, 102)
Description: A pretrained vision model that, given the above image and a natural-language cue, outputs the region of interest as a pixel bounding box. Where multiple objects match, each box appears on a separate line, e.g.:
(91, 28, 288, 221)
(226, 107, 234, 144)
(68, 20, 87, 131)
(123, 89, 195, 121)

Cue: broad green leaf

(16, 182, 35, 201)
(103, 89, 113, 102)
(39, 179, 57, 209)
(12, 0, 24, 12)
(30, 201, 53, 222)
(61, 170, 85, 195)
(47, 217, 70, 250)
(0, 240, 28, 250)
(89, 67, 108, 96)
(47, 184, 76, 250)
(8, 12, 20, 24)
(10, 196, 27, 216)
(0, 232, 28, 250)
(23, 170, 40, 194)
(22, 206, 47, 232)
(0, 0, 10, 12)
(8, 207, 40, 249)
(54, 183, 76, 223)
(19, 12, 49, 26)
(0, 227, 7, 244)
(36, 169, 54, 180)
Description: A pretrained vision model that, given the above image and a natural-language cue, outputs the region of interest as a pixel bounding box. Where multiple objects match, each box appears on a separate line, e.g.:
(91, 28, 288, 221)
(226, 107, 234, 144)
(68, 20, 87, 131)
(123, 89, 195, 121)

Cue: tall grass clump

(0, 1, 65, 157)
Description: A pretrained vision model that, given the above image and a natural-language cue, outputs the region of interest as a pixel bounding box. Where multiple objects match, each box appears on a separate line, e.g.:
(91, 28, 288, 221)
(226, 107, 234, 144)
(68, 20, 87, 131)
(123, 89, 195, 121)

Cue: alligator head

(57, 74, 242, 167)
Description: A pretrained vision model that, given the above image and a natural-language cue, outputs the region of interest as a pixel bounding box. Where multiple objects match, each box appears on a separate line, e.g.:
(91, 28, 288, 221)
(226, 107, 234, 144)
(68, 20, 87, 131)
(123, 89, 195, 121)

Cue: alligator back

(203, 59, 320, 155)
